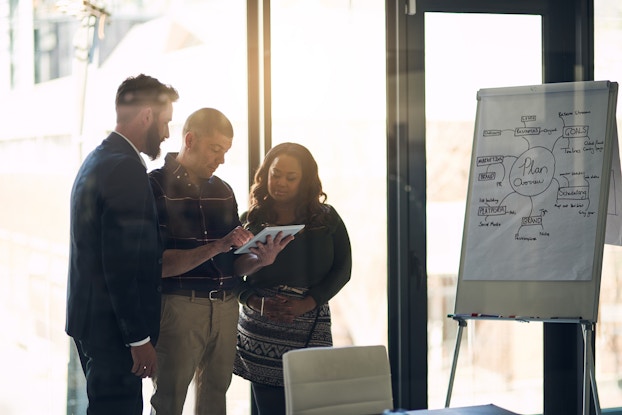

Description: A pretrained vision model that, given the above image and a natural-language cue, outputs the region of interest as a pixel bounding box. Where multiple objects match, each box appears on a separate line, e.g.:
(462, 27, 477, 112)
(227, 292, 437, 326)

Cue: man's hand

(221, 226, 254, 252)
(130, 342, 157, 378)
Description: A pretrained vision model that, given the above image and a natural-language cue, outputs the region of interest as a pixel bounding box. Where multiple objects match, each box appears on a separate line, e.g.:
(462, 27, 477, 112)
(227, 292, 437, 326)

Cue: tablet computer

(233, 224, 305, 254)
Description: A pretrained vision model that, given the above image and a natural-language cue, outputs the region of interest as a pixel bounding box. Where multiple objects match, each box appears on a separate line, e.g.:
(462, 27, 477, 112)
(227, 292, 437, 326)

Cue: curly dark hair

(246, 142, 329, 226)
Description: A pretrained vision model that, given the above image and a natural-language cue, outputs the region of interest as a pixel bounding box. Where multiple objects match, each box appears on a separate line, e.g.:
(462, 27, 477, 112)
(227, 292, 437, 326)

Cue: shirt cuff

(129, 337, 150, 347)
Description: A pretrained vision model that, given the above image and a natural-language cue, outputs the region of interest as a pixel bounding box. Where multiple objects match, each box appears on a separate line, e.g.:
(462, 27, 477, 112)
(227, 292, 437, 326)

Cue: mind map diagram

(471, 109, 609, 242)
(461, 83, 617, 282)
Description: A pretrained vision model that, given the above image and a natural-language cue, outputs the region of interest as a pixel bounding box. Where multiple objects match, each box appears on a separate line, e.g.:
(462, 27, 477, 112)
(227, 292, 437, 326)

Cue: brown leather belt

(165, 289, 233, 301)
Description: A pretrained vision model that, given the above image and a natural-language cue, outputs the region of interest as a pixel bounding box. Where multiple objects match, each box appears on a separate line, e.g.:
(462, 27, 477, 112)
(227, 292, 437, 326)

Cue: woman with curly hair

(233, 142, 352, 414)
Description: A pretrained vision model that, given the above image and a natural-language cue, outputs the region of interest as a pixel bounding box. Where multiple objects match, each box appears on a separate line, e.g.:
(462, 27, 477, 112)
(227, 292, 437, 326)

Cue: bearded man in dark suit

(66, 74, 179, 415)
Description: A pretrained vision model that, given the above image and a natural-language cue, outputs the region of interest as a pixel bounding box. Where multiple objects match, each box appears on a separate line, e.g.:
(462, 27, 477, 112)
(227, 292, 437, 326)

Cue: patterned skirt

(233, 286, 332, 387)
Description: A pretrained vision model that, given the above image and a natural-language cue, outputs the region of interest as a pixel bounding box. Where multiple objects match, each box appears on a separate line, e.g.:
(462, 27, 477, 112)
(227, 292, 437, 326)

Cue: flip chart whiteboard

(454, 81, 618, 322)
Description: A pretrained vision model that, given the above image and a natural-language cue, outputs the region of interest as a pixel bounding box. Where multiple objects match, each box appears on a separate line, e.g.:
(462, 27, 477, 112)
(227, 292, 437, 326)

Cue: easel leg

(582, 321, 601, 415)
(445, 318, 467, 408)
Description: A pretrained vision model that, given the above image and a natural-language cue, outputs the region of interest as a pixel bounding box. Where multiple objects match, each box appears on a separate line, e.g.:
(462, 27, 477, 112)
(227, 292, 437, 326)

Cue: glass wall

(269, 0, 388, 349)
(231, 1, 388, 411)
(426, 4, 622, 413)
(424, 12, 544, 414)
(594, 0, 622, 409)
(3, 0, 621, 414)
(0, 1, 385, 414)
(0, 1, 250, 414)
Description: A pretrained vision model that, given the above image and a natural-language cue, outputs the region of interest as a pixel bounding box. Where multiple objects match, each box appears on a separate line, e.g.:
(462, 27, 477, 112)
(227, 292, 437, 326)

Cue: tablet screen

(233, 224, 305, 254)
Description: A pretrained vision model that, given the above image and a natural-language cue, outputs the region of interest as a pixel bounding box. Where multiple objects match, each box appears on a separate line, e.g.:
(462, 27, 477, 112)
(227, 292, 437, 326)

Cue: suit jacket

(66, 132, 163, 347)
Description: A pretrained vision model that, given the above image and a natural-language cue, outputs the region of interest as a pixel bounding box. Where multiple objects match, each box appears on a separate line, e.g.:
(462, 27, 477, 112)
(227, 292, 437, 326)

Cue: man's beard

(144, 121, 162, 161)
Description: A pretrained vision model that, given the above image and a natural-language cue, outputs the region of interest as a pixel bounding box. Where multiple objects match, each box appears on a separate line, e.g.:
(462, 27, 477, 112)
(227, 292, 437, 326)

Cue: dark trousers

(74, 338, 143, 415)
(251, 382, 286, 415)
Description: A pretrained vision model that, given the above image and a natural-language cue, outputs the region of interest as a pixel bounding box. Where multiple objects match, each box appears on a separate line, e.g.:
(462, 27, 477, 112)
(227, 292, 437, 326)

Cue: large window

(425, 4, 622, 413)
(425, 12, 543, 413)
(0, 1, 385, 414)
(1, 1, 249, 414)
(3, 0, 622, 414)
(594, 0, 622, 409)
(269, 0, 388, 348)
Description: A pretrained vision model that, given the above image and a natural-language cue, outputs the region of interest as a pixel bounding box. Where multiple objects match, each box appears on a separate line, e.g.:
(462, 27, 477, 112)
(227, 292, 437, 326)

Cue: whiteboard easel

(446, 80, 618, 415)
(444, 317, 600, 415)
(454, 81, 618, 321)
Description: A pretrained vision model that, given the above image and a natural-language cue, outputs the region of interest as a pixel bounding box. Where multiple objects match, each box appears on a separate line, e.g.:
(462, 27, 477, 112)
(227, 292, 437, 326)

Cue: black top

(237, 205, 352, 307)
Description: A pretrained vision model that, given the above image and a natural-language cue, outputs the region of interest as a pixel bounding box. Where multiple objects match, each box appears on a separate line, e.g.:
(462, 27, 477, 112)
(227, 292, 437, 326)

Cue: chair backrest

(283, 345, 394, 415)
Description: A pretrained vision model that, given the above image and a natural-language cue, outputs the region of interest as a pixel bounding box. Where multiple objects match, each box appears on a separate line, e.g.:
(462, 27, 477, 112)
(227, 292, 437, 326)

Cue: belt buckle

(208, 290, 224, 301)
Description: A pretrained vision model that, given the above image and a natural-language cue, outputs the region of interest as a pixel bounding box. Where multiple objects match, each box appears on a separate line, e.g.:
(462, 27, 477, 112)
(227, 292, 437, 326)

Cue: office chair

(283, 344, 394, 415)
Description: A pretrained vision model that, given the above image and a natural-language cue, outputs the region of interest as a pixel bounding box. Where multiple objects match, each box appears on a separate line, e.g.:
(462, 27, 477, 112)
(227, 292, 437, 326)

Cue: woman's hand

(249, 232, 294, 266)
(234, 231, 295, 276)
(257, 294, 317, 323)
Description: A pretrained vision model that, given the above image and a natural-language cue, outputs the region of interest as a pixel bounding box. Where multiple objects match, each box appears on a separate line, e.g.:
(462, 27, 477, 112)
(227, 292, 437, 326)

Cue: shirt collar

(164, 153, 216, 187)
(114, 131, 147, 168)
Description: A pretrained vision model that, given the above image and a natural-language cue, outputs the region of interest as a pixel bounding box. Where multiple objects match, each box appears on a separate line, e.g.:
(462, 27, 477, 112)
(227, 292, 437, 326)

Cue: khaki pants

(151, 293, 239, 415)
